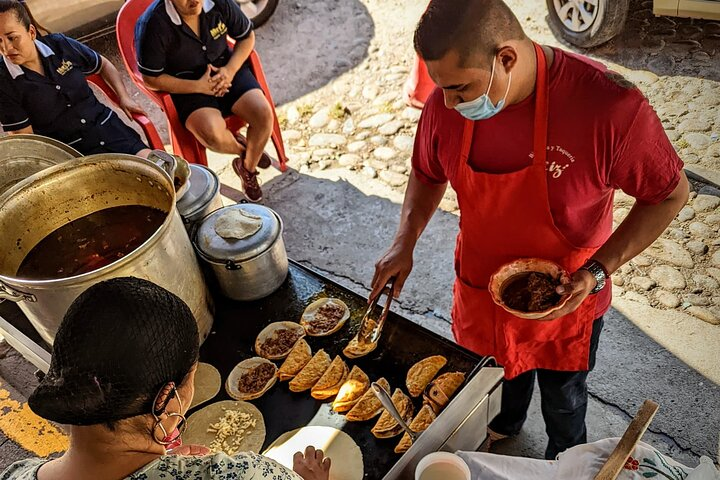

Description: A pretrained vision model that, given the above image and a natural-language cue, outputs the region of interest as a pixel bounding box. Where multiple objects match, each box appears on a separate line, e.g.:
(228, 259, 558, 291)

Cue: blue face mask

(454, 57, 512, 121)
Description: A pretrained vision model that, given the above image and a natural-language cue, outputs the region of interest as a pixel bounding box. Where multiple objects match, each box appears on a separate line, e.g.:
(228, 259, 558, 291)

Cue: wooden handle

(594, 399, 659, 480)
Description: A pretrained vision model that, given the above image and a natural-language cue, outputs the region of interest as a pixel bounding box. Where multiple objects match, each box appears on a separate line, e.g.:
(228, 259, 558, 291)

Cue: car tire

(546, 0, 629, 48)
(237, 0, 279, 28)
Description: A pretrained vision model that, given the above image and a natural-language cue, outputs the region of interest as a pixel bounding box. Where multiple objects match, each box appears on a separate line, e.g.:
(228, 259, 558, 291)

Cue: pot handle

(225, 260, 242, 271)
(148, 150, 177, 178)
(0, 282, 36, 303)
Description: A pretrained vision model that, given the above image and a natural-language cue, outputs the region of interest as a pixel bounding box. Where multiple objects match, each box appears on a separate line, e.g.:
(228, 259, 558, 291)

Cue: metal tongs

(371, 382, 419, 442)
(357, 277, 396, 346)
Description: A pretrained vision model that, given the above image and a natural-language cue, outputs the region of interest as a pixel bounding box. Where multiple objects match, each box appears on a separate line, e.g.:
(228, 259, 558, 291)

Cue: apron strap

(532, 42, 549, 167)
(460, 119, 474, 163)
(459, 43, 551, 170)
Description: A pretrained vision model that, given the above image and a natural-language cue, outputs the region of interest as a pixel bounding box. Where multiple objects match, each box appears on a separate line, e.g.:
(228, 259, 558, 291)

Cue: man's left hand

(538, 269, 597, 321)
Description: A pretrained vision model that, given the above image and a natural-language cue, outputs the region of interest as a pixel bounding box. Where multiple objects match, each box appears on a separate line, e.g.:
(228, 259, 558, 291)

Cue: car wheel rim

(553, 0, 599, 33)
(238, 0, 270, 19)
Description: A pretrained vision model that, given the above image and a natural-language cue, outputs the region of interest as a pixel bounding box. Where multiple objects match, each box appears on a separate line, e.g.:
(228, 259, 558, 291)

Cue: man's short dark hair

(414, 0, 526, 67)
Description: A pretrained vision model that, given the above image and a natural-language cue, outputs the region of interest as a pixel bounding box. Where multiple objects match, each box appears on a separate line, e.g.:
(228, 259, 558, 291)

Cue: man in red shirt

(371, 0, 688, 459)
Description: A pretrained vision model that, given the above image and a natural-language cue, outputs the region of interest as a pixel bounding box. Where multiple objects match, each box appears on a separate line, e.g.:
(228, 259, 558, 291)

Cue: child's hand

(293, 445, 331, 480)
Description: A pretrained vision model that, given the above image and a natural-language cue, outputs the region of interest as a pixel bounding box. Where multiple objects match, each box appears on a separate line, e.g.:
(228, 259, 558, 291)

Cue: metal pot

(194, 204, 288, 301)
(0, 134, 81, 196)
(0, 154, 214, 344)
(177, 164, 223, 231)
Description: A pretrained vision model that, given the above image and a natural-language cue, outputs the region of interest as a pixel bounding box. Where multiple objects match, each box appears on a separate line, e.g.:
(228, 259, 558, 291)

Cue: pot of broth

(0, 154, 214, 345)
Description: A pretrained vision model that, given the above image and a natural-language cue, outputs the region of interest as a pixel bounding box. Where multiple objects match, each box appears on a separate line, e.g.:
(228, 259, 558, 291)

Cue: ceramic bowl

(489, 258, 571, 320)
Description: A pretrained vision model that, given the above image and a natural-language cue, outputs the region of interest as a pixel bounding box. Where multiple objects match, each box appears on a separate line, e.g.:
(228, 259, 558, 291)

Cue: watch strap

(581, 260, 609, 294)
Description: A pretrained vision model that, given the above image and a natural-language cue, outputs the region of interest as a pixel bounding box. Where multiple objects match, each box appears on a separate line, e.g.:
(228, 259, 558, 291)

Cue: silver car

(547, 0, 720, 48)
(27, 0, 278, 41)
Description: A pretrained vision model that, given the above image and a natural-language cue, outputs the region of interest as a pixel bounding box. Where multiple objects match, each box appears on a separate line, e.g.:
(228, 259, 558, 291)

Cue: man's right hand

(370, 239, 415, 302)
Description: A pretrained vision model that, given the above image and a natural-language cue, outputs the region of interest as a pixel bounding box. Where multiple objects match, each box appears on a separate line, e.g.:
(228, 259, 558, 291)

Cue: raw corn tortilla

(189, 362, 221, 409)
(185, 400, 266, 455)
(264, 426, 363, 480)
(214, 208, 263, 240)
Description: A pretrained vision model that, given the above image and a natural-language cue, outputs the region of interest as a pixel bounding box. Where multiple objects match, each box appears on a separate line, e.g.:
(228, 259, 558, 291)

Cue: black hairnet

(28, 277, 200, 426)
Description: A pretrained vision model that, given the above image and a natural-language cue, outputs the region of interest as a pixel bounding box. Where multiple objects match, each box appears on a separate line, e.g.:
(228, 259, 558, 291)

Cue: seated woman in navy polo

(0, 0, 150, 157)
(136, 0, 274, 202)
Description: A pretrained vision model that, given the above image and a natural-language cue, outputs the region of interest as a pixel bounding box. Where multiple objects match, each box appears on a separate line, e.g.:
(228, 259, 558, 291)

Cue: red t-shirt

(413, 48, 683, 316)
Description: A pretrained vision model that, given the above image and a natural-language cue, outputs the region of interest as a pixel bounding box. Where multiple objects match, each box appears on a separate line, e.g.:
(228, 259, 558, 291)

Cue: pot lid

(177, 164, 219, 217)
(195, 203, 282, 262)
(0, 134, 81, 196)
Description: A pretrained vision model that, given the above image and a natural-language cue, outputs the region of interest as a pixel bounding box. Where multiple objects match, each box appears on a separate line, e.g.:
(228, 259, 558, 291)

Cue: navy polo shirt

(0, 34, 106, 140)
(136, 0, 253, 81)
(0, 34, 147, 155)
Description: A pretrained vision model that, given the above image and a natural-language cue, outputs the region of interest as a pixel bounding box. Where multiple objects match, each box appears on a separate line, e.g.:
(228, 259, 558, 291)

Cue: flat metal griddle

(197, 260, 484, 480)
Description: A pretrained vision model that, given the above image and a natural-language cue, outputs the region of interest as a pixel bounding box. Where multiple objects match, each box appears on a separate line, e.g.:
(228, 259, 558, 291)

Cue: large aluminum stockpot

(193, 204, 288, 301)
(0, 154, 214, 344)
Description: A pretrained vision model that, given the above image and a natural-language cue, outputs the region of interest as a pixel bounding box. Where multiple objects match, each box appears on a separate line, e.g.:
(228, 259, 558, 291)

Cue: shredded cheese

(207, 408, 257, 455)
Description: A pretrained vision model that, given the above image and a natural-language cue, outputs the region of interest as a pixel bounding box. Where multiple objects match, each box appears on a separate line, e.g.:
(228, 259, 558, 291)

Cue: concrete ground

(1, 0, 719, 474)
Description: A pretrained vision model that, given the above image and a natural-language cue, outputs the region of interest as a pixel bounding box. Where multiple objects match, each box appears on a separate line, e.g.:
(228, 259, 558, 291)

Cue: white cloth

(457, 438, 720, 480)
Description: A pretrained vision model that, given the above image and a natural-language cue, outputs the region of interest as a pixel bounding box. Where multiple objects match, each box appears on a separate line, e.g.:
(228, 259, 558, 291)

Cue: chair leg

(191, 141, 208, 166)
(270, 113, 288, 172)
(171, 132, 208, 166)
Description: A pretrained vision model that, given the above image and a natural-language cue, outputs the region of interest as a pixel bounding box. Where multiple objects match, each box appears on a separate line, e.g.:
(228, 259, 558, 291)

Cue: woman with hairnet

(0, 277, 330, 480)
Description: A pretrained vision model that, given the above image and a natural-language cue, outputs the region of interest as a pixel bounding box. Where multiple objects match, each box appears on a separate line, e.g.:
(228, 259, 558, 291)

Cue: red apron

(450, 44, 598, 379)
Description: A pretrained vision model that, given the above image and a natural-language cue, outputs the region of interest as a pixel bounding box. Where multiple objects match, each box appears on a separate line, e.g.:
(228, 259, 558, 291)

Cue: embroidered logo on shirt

(210, 21, 228, 40)
(529, 145, 576, 179)
(56, 60, 73, 76)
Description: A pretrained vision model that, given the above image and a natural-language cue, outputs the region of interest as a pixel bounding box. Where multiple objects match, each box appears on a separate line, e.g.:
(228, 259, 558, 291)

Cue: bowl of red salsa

(489, 258, 572, 320)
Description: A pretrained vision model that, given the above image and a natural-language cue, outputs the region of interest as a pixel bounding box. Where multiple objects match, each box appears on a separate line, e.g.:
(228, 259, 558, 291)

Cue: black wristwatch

(580, 260, 609, 294)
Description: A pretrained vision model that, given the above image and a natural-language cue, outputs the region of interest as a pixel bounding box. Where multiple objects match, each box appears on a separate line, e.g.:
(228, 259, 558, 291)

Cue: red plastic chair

(115, 0, 288, 171)
(87, 73, 165, 150)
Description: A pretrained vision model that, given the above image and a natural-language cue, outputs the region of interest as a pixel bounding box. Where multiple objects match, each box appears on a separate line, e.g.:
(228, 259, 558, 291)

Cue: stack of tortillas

(214, 208, 263, 240)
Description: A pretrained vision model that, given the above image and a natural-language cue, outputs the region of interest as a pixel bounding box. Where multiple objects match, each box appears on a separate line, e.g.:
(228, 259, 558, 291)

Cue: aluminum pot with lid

(177, 164, 223, 231)
(193, 204, 288, 301)
(0, 154, 214, 344)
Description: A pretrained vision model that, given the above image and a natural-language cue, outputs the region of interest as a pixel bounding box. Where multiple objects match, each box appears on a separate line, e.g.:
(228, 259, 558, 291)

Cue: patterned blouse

(0, 452, 303, 480)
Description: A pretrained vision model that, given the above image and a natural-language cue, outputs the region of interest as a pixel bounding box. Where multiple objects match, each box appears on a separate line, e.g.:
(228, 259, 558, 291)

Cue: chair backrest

(116, 0, 165, 106)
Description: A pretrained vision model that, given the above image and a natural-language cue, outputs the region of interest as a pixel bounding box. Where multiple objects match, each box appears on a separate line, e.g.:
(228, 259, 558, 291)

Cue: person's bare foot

(232, 157, 263, 202)
(293, 446, 331, 480)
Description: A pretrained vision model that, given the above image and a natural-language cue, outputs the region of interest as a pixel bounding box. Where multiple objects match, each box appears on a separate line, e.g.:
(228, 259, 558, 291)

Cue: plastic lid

(177, 164, 219, 218)
(194, 204, 282, 263)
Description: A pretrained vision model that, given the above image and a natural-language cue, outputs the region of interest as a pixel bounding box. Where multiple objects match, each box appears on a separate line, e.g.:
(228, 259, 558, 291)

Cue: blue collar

(3, 39, 54, 79)
(164, 0, 216, 26)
